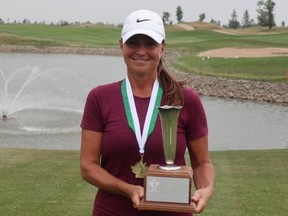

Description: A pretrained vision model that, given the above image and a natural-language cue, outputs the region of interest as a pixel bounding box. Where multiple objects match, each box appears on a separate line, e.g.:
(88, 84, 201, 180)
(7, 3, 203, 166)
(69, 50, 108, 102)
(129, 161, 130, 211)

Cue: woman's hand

(128, 185, 144, 208)
(191, 186, 214, 213)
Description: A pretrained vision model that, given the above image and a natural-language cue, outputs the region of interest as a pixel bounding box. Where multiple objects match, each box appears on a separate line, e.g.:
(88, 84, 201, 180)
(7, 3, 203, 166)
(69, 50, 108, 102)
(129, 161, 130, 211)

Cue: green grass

(206, 150, 288, 216)
(0, 24, 120, 47)
(174, 56, 288, 81)
(166, 30, 288, 52)
(0, 24, 288, 81)
(1, 148, 287, 216)
(0, 148, 96, 216)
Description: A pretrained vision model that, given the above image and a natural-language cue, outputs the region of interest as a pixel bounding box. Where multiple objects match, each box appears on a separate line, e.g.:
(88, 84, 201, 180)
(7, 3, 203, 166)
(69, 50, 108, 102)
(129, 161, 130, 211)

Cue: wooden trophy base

(138, 164, 194, 213)
(138, 200, 195, 213)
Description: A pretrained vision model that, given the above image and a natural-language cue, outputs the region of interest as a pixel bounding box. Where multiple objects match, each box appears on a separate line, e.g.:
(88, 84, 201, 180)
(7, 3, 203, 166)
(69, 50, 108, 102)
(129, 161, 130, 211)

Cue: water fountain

(0, 53, 128, 149)
(0, 66, 84, 135)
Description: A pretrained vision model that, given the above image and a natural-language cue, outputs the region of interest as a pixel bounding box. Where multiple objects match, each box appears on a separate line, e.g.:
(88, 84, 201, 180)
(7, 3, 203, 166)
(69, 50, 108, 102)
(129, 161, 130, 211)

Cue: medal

(122, 76, 163, 178)
(131, 155, 148, 178)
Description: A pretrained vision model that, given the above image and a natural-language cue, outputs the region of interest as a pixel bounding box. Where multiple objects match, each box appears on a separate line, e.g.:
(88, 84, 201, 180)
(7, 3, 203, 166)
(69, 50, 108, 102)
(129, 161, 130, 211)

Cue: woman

(80, 9, 215, 216)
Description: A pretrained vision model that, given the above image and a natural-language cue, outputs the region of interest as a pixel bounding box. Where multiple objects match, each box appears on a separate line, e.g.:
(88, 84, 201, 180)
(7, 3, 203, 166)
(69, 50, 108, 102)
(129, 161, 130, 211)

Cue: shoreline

(1, 45, 287, 104)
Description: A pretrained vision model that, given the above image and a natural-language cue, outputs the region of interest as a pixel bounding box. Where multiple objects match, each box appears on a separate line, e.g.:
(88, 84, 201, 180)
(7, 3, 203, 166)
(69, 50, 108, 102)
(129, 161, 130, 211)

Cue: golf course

(1, 23, 288, 215)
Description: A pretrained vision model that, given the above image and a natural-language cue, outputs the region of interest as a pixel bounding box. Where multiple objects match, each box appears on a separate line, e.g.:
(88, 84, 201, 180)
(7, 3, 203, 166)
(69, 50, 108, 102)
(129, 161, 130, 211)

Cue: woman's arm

(187, 135, 215, 213)
(80, 129, 144, 207)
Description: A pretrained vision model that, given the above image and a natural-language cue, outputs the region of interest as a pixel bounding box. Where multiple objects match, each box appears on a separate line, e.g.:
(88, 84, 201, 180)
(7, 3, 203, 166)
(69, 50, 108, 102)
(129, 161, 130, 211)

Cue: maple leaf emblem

(131, 158, 148, 178)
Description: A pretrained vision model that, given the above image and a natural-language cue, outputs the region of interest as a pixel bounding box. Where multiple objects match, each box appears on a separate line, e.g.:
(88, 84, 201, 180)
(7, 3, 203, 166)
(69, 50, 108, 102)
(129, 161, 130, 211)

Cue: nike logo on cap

(136, 18, 151, 23)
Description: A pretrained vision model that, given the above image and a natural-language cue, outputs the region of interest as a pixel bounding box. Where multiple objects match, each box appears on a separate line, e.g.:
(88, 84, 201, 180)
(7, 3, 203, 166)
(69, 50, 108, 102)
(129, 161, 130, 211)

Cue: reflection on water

(203, 97, 288, 151)
(0, 53, 287, 151)
(1, 108, 82, 134)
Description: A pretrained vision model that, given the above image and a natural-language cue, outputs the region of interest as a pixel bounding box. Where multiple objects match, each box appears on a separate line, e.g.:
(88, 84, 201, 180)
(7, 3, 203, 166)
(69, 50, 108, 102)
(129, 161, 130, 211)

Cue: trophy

(138, 105, 194, 213)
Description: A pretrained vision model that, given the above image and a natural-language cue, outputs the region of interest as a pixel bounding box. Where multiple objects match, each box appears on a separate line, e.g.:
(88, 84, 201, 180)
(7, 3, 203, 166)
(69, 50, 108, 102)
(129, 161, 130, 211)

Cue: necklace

(121, 76, 163, 178)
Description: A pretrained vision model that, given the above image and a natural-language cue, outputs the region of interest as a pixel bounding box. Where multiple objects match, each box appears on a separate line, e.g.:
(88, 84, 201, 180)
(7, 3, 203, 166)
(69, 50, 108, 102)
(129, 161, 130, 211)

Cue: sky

(0, 0, 287, 26)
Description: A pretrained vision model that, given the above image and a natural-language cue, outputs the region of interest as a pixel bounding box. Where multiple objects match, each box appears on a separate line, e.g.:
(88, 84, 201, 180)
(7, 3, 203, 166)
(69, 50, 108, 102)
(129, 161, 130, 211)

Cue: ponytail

(157, 56, 187, 106)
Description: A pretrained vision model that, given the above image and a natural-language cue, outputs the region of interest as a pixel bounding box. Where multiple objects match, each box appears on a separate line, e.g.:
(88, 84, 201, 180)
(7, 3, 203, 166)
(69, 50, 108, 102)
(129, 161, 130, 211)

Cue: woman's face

(120, 34, 165, 77)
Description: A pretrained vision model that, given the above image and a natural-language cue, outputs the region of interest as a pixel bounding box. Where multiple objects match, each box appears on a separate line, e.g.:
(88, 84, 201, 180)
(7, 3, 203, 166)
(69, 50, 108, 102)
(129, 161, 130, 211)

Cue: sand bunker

(176, 23, 195, 31)
(198, 47, 288, 58)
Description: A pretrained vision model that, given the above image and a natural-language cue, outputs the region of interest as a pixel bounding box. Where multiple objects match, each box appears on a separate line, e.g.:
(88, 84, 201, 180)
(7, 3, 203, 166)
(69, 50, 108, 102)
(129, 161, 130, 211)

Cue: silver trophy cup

(158, 105, 182, 171)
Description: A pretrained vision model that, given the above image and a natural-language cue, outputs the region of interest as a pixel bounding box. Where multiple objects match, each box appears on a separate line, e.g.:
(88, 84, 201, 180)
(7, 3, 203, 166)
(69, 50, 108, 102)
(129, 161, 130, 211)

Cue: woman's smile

(120, 34, 165, 76)
(132, 57, 149, 62)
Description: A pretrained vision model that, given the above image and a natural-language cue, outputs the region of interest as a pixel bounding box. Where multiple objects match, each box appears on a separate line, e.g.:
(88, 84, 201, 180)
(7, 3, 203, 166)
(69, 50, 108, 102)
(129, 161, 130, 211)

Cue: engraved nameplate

(146, 176, 190, 203)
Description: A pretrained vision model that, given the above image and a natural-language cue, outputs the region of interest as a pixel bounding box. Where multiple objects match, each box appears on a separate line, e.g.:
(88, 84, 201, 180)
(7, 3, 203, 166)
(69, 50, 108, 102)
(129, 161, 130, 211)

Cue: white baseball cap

(121, 10, 165, 44)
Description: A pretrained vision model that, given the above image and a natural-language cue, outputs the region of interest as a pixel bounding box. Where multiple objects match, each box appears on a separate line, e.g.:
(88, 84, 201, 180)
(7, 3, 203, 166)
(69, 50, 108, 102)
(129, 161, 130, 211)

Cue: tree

(22, 19, 31, 24)
(210, 19, 221, 26)
(257, 0, 276, 29)
(162, 12, 170, 25)
(58, 20, 69, 26)
(176, 5, 183, 23)
(199, 13, 206, 22)
(242, 10, 252, 28)
(228, 9, 240, 29)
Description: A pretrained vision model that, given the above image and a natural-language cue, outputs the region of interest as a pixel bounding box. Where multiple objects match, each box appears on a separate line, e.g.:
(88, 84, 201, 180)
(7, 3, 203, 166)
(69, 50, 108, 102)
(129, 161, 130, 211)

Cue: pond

(0, 53, 287, 151)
